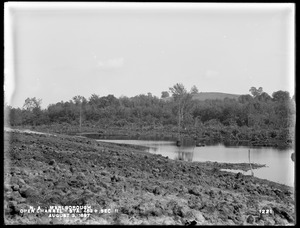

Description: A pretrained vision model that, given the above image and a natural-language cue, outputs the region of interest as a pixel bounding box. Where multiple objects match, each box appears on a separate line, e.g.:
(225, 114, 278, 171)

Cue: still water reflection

(97, 139, 294, 187)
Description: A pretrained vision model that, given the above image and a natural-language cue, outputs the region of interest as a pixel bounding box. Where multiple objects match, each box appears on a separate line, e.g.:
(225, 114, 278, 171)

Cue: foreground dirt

(4, 130, 295, 225)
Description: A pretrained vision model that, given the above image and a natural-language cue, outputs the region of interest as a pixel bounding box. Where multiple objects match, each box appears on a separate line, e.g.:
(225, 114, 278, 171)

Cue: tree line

(5, 85, 295, 142)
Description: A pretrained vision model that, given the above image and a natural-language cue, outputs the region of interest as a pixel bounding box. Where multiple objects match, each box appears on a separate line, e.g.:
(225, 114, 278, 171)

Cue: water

(97, 139, 294, 187)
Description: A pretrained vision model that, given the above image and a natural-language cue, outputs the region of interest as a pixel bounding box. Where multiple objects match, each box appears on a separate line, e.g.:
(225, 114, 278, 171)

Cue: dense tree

(256, 92, 272, 102)
(21, 97, 43, 126)
(272, 90, 290, 102)
(169, 83, 188, 99)
(72, 95, 87, 105)
(249, 87, 263, 97)
(238, 94, 253, 104)
(6, 106, 22, 126)
(5, 86, 295, 143)
(161, 91, 169, 98)
(23, 97, 42, 111)
(88, 94, 101, 106)
(190, 85, 199, 94)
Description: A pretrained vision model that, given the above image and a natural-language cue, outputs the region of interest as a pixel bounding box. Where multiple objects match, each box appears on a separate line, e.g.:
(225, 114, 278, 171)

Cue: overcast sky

(5, 3, 295, 108)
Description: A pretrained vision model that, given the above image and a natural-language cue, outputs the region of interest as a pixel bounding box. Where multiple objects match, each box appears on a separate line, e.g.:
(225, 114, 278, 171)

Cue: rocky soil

(4, 129, 295, 225)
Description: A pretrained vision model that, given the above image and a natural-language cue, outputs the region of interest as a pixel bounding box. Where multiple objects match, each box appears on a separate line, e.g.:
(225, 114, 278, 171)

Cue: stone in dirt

(11, 184, 20, 191)
(246, 215, 255, 224)
(153, 186, 161, 195)
(49, 159, 56, 165)
(18, 186, 38, 198)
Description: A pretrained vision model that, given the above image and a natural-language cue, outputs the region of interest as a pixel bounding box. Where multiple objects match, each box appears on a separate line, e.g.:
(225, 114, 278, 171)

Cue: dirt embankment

(4, 130, 295, 225)
(14, 123, 294, 148)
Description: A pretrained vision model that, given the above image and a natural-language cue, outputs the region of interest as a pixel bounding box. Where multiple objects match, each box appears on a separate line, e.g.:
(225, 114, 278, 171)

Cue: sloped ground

(4, 130, 295, 225)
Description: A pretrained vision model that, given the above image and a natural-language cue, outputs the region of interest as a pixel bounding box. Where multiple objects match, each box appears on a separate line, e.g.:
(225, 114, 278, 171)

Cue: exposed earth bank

(4, 129, 295, 225)
(11, 123, 294, 149)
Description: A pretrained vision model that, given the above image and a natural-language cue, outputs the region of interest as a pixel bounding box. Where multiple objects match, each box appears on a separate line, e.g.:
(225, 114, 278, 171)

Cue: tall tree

(249, 87, 263, 97)
(72, 95, 86, 132)
(23, 97, 42, 111)
(169, 83, 187, 99)
(161, 91, 170, 98)
(169, 83, 193, 138)
(22, 97, 42, 126)
(190, 85, 199, 94)
(88, 94, 101, 107)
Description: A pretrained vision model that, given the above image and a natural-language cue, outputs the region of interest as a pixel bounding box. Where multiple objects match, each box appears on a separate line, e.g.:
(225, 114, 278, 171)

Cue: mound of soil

(4, 130, 295, 225)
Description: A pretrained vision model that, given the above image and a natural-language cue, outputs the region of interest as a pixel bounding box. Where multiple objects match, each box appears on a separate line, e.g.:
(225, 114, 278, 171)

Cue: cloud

(97, 57, 124, 69)
(204, 70, 219, 79)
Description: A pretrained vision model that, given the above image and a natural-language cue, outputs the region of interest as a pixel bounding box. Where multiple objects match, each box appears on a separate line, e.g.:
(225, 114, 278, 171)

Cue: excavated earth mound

(4, 130, 295, 225)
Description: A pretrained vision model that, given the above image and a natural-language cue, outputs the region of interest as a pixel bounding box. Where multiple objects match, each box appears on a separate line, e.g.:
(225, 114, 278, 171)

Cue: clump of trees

(5, 85, 295, 142)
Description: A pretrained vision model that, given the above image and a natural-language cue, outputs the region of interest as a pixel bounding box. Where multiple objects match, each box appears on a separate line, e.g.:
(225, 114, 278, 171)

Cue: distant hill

(161, 92, 241, 102)
(192, 92, 240, 101)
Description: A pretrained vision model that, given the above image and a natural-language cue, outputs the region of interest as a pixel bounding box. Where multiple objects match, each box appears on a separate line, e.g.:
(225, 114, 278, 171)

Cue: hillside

(161, 92, 241, 102)
(191, 92, 240, 101)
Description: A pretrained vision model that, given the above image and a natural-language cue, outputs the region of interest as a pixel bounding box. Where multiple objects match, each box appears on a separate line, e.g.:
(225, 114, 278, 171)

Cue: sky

(4, 3, 295, 109)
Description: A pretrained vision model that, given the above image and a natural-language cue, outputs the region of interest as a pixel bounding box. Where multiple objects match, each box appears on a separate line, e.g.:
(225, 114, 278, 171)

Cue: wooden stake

(248, 149, 254, 176)
(79, 103, 82, 134)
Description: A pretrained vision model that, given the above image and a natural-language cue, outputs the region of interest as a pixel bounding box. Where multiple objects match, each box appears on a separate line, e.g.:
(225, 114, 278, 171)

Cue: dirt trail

(4, 127, 56, 136)
(4, 130, 295, 225)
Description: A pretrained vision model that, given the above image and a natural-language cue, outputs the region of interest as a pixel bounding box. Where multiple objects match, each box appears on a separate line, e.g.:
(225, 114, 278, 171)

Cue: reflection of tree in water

(145, 146, 158, 153)
(149, 146, 158, 152)
(175, 149, 194, 162)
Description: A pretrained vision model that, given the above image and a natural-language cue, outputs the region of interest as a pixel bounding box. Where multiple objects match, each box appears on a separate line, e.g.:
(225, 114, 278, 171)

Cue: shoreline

(6, 123, 294, 148)
(4, 129, 295, 225)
